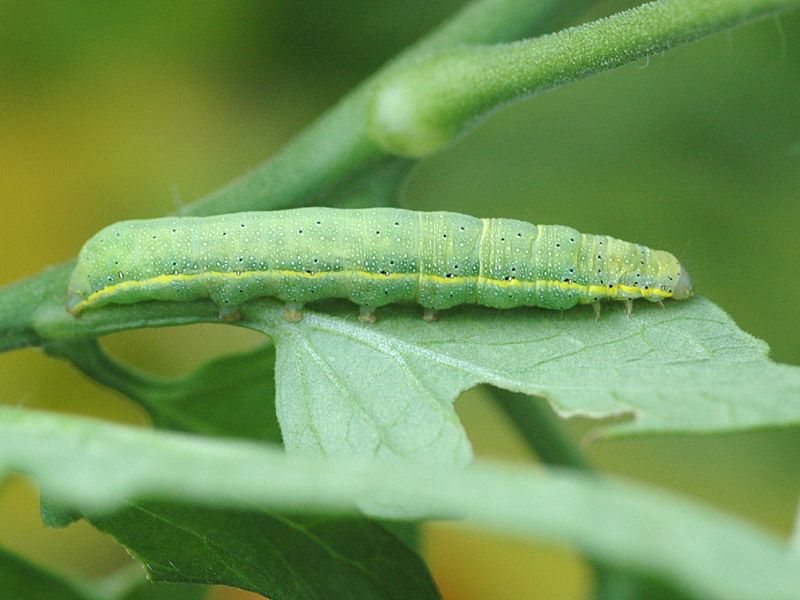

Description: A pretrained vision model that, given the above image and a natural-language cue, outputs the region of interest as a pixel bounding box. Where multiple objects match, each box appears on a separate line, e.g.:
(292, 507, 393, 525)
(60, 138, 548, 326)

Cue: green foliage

(25, 294, 800, 464)
(2, 407, 800, 600)
(1, 1, 799, 599)
(0, 545, 208, 600)
(0, 546, 91, 600)
(86, 506, 438, 600)
(45, 338, 281, 441)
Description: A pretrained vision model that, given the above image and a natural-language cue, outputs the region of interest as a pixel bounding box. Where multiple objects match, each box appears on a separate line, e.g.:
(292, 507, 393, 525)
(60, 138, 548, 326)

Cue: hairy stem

(369, 0, 800, 156)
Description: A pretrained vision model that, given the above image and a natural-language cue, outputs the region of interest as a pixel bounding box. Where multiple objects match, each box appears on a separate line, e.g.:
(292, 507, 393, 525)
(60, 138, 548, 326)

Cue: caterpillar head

(672, 266, 694, 300)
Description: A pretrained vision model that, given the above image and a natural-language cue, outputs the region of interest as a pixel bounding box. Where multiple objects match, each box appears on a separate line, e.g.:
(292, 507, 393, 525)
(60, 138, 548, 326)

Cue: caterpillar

(66, 207, 693, 323)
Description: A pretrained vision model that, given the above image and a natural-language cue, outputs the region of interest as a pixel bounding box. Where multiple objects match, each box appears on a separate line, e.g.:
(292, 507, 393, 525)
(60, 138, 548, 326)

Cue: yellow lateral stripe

(73, 268, 672, 311)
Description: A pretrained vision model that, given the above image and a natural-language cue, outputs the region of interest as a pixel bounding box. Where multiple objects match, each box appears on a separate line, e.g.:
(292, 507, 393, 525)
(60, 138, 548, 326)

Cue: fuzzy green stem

(0, 264, 74, 351)
(400, 0, 594, 53)
(368, 0, 800, 157)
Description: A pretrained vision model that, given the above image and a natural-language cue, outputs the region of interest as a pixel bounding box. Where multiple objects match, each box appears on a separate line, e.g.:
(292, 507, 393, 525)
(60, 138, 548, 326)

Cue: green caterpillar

(66, 207, 693, 322)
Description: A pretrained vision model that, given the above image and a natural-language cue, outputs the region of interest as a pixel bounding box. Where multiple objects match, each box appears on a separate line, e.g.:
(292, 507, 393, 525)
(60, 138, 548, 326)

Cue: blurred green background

(0, 2, 798, 599)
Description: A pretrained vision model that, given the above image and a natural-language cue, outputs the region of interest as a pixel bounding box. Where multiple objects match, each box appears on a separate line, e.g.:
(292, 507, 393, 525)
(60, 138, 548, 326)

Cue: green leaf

(133, 343, 281, 442)
(234, 296, 800, 464)
(40, 495, 83, 528)
(0, 546, 208, 600)
(30, 293, 800, 465)
(138, 343, 281, 441)
(117, 581, 208, 600)
(1, 407, 799, 600)
(0, 546, 93, 600)
(86, 504, 439, 600)
(45, 339, 281, 442)
(590, 569, 697, 600)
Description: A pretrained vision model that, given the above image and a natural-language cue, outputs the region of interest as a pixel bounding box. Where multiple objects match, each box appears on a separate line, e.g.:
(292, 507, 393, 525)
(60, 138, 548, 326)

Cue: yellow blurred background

(1, 2, 798, 598)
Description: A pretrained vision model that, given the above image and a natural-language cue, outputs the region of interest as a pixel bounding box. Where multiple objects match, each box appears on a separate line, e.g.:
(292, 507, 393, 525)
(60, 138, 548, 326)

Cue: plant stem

(369, 0, 800, 156)
(183, 89, 381, 216)
(405, 0, 595, 53)
(489, 391, 670, 598)
(490, 388, 592, 471)
(0, 263, 73, 351)
(183, 0, 577, 217)
(43, 338, 160, 402)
